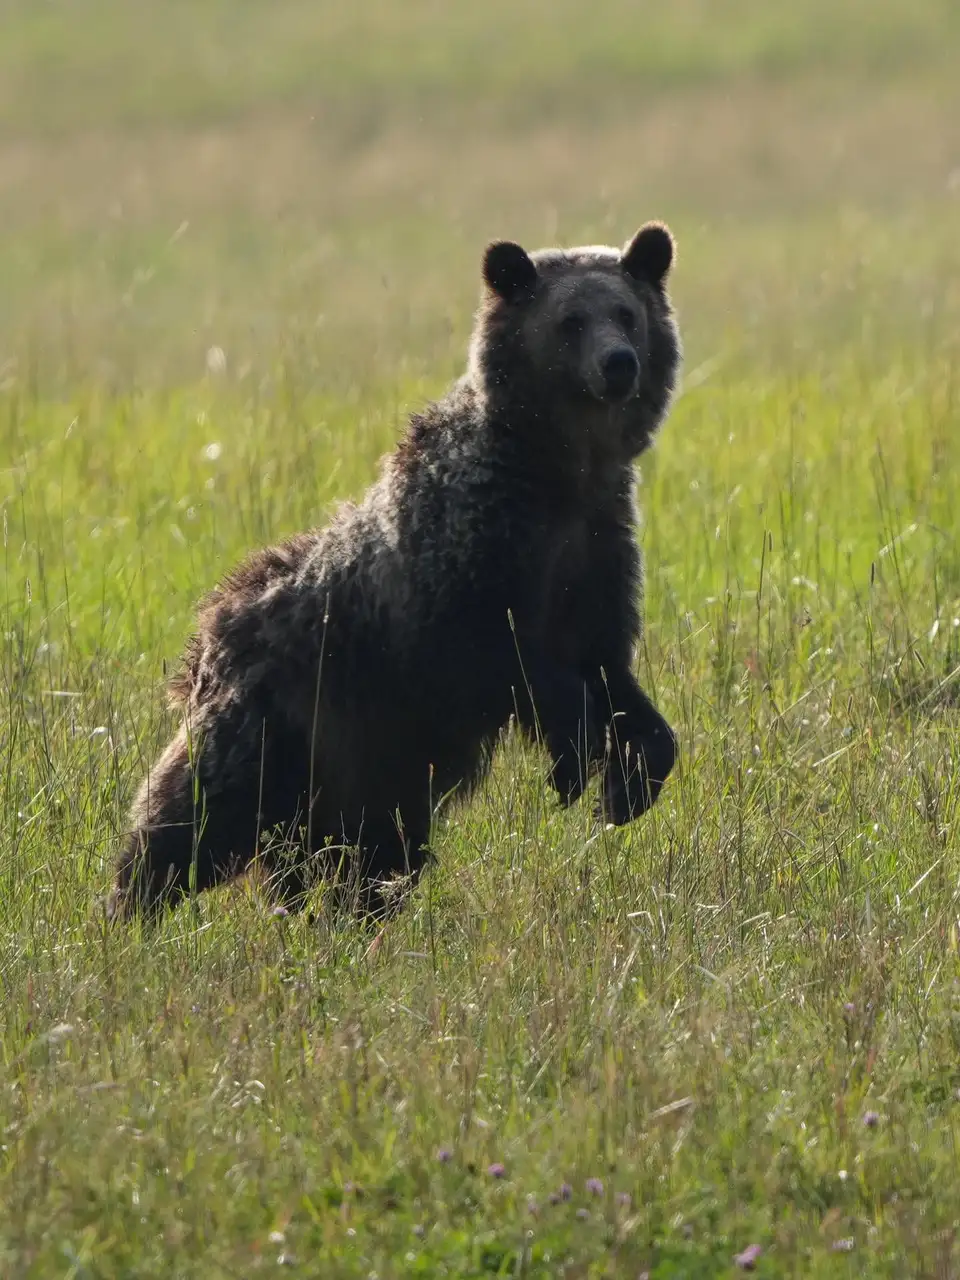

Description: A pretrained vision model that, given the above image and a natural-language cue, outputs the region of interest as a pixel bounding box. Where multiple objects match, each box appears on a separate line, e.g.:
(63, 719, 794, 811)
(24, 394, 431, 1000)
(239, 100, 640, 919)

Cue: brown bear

(107, 221, 682, 923)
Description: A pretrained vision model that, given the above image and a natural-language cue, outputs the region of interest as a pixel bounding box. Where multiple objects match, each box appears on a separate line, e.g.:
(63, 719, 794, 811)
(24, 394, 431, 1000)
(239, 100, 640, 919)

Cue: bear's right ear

(483, 241, 538, 303)
(622, 222, 675, 287)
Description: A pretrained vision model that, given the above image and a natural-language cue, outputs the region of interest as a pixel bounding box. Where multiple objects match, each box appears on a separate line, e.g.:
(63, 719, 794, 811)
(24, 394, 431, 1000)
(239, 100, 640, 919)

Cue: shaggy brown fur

(107, 222, 682, 922)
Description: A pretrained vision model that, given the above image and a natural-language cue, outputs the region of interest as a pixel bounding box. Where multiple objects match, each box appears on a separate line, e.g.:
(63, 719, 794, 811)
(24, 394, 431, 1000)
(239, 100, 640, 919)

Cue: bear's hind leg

(108, 711, 303, 922)
(107, 728, 239, 921)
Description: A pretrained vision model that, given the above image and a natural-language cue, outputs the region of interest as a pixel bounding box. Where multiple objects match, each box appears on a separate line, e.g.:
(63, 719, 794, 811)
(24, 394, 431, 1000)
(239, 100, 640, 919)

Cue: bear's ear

(622, 222, 675, 287)
(483, 241, 538, 302)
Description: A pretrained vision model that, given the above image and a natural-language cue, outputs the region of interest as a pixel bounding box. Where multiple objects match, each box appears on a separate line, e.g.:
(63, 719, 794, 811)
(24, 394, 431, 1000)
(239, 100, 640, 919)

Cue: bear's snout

(600, 347, 640, 403)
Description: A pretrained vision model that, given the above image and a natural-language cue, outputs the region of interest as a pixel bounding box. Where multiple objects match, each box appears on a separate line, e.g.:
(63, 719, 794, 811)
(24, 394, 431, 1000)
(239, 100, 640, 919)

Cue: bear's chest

(538, 519, 600, 664)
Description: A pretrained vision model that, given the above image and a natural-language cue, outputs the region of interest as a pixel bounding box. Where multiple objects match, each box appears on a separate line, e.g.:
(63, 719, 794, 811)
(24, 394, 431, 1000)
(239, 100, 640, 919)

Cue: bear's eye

(559, 313, 586, 339)
(615, 306, 637, 331)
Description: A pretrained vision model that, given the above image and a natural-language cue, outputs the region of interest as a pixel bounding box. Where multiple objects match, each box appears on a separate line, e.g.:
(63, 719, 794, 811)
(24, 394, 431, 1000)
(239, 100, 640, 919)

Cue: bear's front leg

(512, 655, 607, 807)
(544, 678, 606, 808)
(593, 669, 677, 825)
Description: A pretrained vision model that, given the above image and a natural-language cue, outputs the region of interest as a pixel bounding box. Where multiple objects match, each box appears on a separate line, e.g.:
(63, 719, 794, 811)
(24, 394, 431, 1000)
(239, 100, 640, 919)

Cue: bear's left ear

(483, 241, 538, 303)
(622, 222, 675, 287)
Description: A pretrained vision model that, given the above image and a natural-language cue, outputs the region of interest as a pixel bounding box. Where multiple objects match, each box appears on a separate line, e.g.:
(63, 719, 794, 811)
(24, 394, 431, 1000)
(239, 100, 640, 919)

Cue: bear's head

(469, 223, 681, 459)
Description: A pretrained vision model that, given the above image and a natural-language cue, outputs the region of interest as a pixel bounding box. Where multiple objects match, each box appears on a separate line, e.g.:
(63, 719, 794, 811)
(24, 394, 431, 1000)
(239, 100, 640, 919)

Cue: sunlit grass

(4, 324, 959, 1272)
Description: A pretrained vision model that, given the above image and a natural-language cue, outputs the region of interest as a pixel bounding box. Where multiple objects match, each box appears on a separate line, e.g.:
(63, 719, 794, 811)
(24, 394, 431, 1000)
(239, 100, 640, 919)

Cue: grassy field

(2, 0, 960, 1274)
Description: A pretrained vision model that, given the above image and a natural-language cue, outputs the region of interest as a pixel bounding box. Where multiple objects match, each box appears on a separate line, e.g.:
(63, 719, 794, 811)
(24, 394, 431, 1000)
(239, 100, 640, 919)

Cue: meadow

(2, 0, 960, 1274)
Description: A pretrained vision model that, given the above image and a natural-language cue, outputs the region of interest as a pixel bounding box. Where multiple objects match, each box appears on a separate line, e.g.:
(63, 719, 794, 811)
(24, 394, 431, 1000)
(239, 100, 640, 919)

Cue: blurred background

(2, 0, 958, 394)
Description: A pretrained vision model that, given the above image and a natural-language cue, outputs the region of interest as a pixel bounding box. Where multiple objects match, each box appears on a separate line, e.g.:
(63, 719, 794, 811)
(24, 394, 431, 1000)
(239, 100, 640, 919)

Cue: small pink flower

(487, 1162, 506, 1178)
(734, 1243, 762, 1270)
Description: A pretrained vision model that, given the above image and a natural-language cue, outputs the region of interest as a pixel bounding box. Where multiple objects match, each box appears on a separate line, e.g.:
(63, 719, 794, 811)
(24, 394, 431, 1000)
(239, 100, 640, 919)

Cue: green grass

(2, 0, 957, 135)
(3, 0, 960, 1275)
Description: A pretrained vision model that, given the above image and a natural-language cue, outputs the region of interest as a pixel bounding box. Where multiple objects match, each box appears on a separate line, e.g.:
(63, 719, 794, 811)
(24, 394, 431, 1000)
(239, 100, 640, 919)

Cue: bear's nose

(601, 347, 640, 401)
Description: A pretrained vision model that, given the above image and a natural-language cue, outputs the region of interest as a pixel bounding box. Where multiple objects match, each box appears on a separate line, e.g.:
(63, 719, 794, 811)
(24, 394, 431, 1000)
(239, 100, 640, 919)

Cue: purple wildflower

(487, 1162, 506, 1179)
(734, 1244, 763, 1270)
(616, 1191, 631, 1209)
(271, 905, 289, 919)
(436, 1147, 453, 1163)
(863, 1110, 880, 1128)
(560, 1182, 573, 1201)
(832, 1238, 855, 1253)
(843, 1002, 856, 1016)
(585, 1177, 604, 1196)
